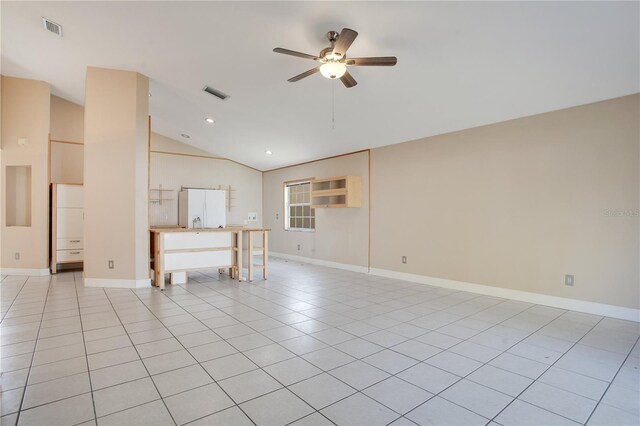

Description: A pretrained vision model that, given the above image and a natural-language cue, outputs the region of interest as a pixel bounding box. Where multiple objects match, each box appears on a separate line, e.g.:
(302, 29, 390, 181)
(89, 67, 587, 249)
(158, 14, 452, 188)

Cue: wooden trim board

(50, 139, 84, 145)
(148, 115, 152, 277)
(368, 149, 371, 271)
(263, 149, 370, 173)
(150, 150, 261, 173)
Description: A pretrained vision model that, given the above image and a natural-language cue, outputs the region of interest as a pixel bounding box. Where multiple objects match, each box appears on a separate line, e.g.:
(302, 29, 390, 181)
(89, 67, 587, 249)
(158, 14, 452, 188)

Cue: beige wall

(371, 94, 639, 309)
(84, 67, 149, 283)
(150, 132, 263, 227)
(50, 95, 84, 142)
(0, 76, 51, 271)
(50, 95, 84, 184)
(263, 152, 370, 268)
(50, 142, 83, 184)
(46, 97, 261, 226)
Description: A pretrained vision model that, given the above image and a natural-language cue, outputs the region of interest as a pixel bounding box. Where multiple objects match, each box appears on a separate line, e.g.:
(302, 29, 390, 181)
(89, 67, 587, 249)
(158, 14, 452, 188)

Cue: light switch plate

(248, 212, 257, 221)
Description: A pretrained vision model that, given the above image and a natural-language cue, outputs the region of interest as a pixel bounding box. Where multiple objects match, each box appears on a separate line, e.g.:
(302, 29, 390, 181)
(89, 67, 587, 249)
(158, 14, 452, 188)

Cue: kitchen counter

(150, 227, 270, 289)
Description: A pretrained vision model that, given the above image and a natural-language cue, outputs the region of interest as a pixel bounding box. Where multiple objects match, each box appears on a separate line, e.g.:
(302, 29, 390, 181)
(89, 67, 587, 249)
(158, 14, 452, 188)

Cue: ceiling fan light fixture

(320, 62, 347, 79)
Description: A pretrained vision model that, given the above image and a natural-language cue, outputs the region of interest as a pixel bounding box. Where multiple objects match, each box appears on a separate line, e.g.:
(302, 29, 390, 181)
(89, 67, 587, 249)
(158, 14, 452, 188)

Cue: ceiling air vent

(42, 18, 63, 36)
(203, 85, 229, 101)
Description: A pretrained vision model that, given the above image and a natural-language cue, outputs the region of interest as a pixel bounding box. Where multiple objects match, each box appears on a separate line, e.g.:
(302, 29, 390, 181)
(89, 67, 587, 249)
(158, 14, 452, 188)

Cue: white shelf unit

(51, 183, 83, 273)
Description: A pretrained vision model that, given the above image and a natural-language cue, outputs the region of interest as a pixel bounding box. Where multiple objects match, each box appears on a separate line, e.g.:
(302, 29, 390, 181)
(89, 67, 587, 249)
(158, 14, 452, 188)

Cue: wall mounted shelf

(311, 176, 362, 208)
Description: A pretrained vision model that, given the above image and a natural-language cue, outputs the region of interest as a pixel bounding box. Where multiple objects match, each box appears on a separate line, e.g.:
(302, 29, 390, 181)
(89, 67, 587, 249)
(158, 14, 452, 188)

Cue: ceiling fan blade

(332, 28, 358, 58)
(287, 67, 320, 82)
(273, 48, 319, 61)
(346, 57, 397, 66)
(340, 70, 357, 88)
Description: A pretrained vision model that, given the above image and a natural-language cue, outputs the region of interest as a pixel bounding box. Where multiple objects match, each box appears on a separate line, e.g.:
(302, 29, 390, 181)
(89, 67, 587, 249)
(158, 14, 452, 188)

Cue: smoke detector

(42, 18, 63, 37)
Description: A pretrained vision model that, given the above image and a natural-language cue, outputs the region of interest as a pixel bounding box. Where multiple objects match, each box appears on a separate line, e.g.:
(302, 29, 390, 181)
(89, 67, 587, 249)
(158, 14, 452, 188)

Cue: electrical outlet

(14, 252, 20, 260)
(248, 212, 257, 222)
(108, 260, 114, 269)
(565, 274, 574, 286)
(297, 244, 301, 251)
(402, 256, 407, 264)
(276, 213, 279, 220)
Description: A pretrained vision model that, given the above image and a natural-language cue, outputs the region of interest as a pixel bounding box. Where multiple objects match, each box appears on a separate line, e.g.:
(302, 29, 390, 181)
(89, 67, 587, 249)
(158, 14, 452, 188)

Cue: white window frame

(284, 180, 315, 232)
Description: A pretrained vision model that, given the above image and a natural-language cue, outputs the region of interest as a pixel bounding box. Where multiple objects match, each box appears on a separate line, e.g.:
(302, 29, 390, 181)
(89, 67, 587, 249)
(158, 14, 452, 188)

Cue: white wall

(1, 76, 50, 273)
(262, 151, 370, 268)
(150, 132, 263, 227)
(84, 67, 149, 285)
(50, 95, 84, 184)
(371, 94, 639, 310)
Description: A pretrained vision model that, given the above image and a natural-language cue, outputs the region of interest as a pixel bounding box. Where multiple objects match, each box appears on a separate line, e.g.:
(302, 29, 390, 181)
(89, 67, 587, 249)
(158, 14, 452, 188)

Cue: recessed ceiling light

(265, 150, 273, 155)
(205, 118, 215, 124)
(181, 133, 190, 139)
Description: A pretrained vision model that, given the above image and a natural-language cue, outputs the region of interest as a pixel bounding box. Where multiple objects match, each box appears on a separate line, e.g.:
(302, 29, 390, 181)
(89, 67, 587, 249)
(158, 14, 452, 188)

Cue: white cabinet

(51, 184, 83, 273)
(151, 229, 240, 290)
(56, 208, 84, 238)
(57, 185, 83, 208)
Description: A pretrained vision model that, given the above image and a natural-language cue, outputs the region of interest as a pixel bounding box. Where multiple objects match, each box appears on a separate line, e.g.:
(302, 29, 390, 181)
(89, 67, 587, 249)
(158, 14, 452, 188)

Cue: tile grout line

(583, 333, 640, 424)
(160, 266, 640, 425)
(14, 275, 53, 424)
(125, 284, 259, 426)
(243, 284, 562, 424)
(147, 276, 377, 424)
(100, 287, 179, 426)
(171, 270, 598, 425)
(0, 276, 30, 323)
(7, 263, 637, 426)
(487, 316, 608, 425)
(380, 300, 571, 423)
(73, 271, 99, 423)
(385, 306, 598, 424)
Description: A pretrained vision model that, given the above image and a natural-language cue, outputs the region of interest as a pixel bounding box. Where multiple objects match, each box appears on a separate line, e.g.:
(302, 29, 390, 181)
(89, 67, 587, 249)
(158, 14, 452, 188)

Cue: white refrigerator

(178, 189, 226, 228)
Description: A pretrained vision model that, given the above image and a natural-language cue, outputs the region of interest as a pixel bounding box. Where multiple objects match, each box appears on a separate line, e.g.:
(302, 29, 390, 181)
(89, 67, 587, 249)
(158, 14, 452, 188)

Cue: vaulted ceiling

(2, 1, 638, 170)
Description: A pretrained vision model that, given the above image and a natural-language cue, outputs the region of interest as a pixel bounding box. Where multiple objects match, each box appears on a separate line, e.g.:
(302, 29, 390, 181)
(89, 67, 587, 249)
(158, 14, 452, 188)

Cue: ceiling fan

(273, 28, 397, 88)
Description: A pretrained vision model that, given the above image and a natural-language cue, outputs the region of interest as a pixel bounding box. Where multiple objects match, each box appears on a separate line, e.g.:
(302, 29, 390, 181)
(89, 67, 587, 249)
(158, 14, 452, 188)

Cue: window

(284, 181, 315, 231)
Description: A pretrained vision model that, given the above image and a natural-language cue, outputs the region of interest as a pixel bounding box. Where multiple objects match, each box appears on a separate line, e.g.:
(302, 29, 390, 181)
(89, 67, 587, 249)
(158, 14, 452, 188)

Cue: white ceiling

(2, 1, 638, 170)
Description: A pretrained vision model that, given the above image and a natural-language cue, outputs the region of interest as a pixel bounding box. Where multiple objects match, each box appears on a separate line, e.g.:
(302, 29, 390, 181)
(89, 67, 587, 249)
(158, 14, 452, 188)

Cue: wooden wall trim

(147, 116, 151, 271)
(150, 150, 261, 173)
(49, 140, 260, 173)
(50, 139, 84, 145)
(368, 149, 371, 272)
(262, 149, 370, 173)
(283, 177, 315, 185)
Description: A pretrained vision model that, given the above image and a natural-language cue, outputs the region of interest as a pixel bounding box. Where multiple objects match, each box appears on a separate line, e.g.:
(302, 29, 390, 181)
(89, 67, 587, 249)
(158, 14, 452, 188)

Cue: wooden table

(150, 227, 270, 289)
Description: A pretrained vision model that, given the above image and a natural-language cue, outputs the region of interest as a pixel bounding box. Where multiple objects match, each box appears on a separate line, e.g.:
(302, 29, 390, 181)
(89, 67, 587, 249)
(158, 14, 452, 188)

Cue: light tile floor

(1, 259, 639, 426)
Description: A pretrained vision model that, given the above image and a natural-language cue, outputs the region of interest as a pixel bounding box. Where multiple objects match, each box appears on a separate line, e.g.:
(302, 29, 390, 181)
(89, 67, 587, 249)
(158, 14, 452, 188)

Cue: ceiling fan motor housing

(326, 31, 339, 44)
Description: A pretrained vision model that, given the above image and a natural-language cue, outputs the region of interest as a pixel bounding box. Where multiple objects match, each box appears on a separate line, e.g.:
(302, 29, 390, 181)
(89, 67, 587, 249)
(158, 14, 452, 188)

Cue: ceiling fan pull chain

(332, 81, 335, 130)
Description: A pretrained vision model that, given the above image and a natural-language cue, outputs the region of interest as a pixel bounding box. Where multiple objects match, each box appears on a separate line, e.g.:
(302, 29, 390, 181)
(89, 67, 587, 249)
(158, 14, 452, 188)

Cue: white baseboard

(369, 268, 639, 322)
(0, 268, 50, 276)
(267, 253, 638, 322)
(269, 252, 369, 274)
(84, 278, 151, 289)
